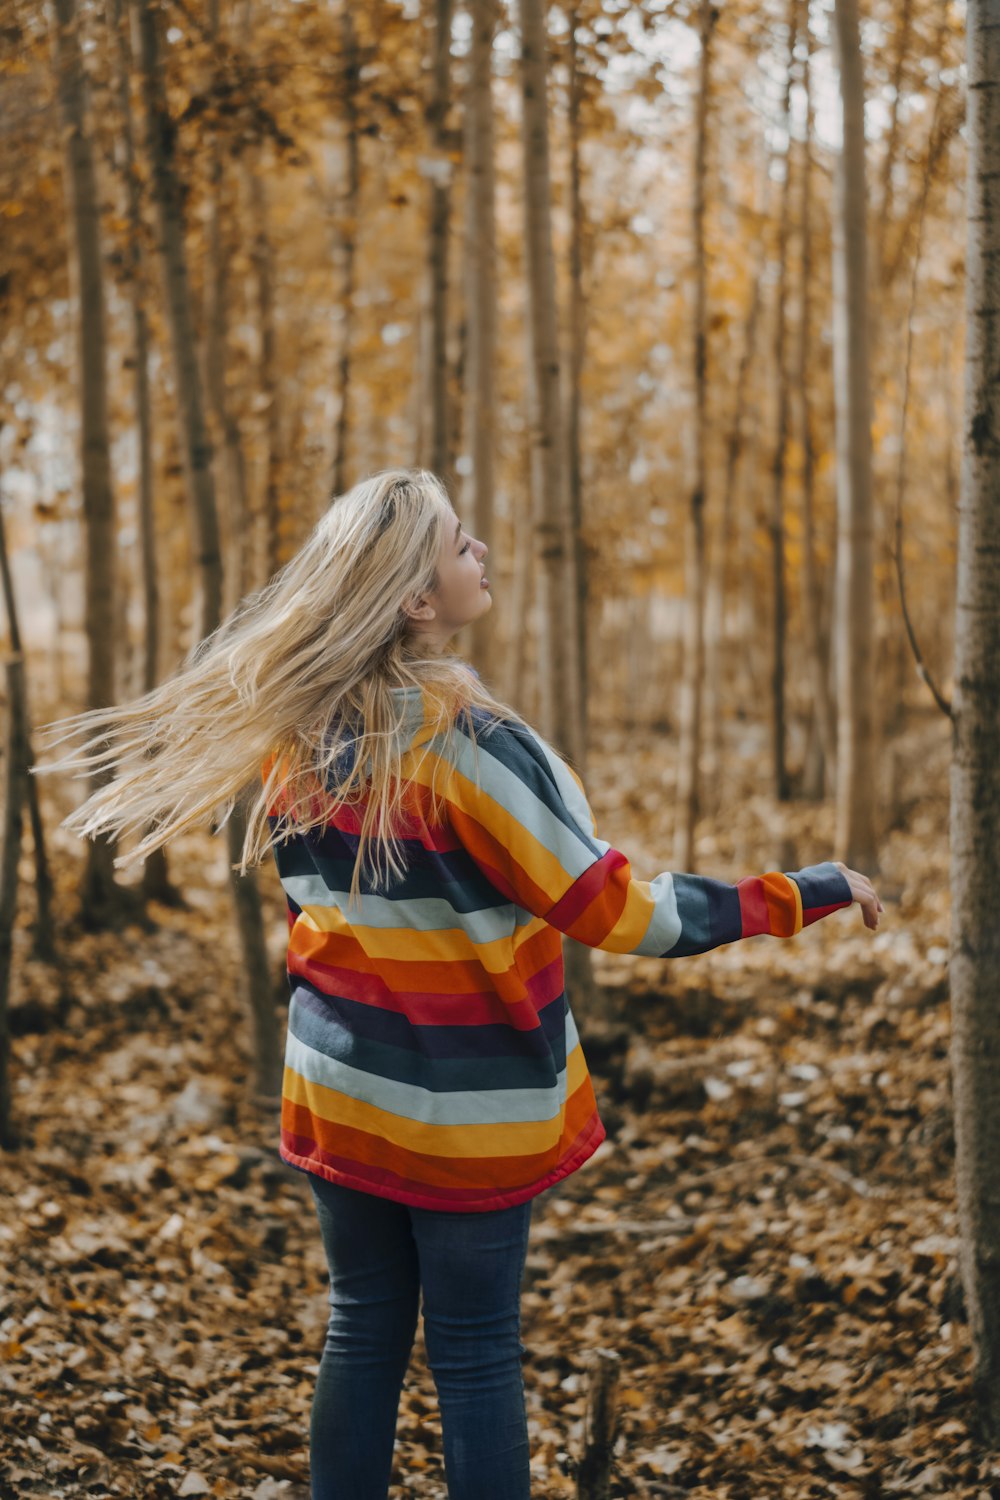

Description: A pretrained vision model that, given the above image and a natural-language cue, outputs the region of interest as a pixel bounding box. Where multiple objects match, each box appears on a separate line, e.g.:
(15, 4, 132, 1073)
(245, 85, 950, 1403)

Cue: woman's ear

(401, 593, 436, 624)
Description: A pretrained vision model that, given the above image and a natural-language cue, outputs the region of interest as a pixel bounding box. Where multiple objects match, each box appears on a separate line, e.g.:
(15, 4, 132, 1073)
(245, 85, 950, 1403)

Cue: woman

(36, 468, 882, 1500)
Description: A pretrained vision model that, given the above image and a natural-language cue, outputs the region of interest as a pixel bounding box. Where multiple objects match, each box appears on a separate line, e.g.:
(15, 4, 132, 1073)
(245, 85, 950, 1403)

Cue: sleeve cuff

(787, 861, 854, 927)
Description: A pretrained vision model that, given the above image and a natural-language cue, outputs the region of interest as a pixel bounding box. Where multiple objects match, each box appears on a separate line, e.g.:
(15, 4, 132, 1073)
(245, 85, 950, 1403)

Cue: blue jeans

(307, 1175, 534, 1499)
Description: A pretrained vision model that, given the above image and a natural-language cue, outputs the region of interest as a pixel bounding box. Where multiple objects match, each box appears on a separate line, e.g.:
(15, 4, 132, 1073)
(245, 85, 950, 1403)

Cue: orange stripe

(288, 919, 562, 996)
(761, 872, 799, 938)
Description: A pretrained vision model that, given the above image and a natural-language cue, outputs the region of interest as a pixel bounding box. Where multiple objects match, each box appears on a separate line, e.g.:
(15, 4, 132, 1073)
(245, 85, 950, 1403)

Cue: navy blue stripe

(453, 711, 603, 858)
(288, 976, 568, 1068)
(288, 990, 564, 1093)
(664, 875, 742, 956)
(268, 815, 509, 912)
(789, 864, 853, 913)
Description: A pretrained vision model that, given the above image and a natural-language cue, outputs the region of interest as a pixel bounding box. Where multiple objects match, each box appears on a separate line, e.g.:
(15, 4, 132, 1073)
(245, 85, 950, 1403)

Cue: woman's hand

(834, 861, 884, 930)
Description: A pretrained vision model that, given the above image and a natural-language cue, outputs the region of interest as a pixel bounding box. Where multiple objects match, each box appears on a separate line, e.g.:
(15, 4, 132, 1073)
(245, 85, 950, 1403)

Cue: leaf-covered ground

(2, 708, 993, 1498)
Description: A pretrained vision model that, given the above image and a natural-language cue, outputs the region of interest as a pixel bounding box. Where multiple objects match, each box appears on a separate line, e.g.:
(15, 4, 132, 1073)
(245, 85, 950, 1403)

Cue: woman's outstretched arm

(445, 715, 880, 957)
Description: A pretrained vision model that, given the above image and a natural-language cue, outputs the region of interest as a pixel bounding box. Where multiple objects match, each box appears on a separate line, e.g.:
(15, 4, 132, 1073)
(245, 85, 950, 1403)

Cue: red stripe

(801, 899, 851, 928)
(737, 876, 770, 938)
(547, 847, 630, 935)
(287, 949, 566, 1028)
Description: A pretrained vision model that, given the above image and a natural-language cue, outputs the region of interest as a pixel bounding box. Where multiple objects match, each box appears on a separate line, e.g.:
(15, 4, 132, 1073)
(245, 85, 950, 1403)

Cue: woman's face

(405, 511, 491, 647)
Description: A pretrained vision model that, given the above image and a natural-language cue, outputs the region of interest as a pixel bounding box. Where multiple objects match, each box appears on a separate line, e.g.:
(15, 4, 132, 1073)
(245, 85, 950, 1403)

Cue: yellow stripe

(790, 874, 803, 934)
(294, 906, 548, 973)
(283, 1043, 590, 1158)
(447, 760, 582, 899)
(600, 878, 666, 953)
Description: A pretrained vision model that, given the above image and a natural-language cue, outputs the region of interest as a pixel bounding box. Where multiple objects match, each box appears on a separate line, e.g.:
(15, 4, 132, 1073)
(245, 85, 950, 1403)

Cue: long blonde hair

(32, 468, 535, 909)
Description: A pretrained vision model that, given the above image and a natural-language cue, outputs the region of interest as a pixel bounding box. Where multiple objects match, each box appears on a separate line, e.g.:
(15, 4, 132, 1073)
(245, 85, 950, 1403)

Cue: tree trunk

(246, 157, 283, 582)
(0, 654, 28, 1150)
(768, 0, 797, 803)
(132, 0, 281, 1098)
(673, 0, 715, 872)
(831, 0, 877, 872)
(463, 0, 499, 685)
(132, 0, 223, 642)
(576, 1349, 621, 1500)
(703, 262, 763, 817)
(517, 0, 581, 763)
(518, 0, 602, 1021)
(950, 0, 1000, 1444)
(331, 0, 361, 499)
(205, 0, 252, 612)
(798, 1, 835, 803)
(50, 0, 121, 927)
(418, 0, 455, 478)
(566, 2, 591, 752)
(107, 0, 179, 906)
(873, 0, 914, 294)
(0, 448, 53, 967)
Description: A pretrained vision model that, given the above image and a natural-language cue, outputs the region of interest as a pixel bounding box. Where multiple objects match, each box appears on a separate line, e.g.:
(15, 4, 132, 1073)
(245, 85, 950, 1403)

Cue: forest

(2, 0, 998, 1496)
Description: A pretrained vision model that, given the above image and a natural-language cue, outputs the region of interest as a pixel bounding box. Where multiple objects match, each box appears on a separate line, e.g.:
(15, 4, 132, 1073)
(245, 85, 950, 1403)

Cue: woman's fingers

(833, 861, 883, 928)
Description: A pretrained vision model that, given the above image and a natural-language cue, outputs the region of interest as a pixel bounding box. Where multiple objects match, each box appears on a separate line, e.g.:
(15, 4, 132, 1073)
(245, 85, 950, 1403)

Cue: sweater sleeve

(444, 716, 854, 957)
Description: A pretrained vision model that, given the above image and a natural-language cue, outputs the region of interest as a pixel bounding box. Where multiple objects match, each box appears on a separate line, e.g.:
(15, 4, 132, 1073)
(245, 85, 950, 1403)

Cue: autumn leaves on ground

(1, 707, 985, 1500)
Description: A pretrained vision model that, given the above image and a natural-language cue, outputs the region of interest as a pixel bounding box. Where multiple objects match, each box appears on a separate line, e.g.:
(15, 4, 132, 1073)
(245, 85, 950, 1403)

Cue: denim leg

(412, 1198, 533, 1500)
(308, 1176, 420, 1500)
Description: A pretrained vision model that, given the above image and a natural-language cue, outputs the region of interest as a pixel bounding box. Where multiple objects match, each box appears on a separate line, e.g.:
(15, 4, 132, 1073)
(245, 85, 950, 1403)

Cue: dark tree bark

(50, 0, 121, 927)
(132, 0, 281, 1098)
(950, 0, 1000, 1444)
(674, 0, 716, 871)
(331, 1, 361, 499)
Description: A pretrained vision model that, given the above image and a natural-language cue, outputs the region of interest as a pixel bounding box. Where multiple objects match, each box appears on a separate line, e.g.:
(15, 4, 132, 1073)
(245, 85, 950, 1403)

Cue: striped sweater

(262, 684, 854, 1212)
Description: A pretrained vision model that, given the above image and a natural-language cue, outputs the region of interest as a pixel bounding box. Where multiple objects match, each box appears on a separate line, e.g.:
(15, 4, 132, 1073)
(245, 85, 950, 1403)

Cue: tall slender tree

(50, 0, 121, 927)
(673, 0, 716, 872)
(0, 439, 53, 961)
(768, 0, 798, 803)
(517, 0, 605, 1023)
(108, 0, 180, 905)
(131, 0, 280, 1097)
(566, 1, 592, 753)
(204, 0, 252, 613)
(462, 0, 499, 684)
(517, 0, 581, 761)
(950, 0, 1000, 1443)
(331, 1, 361, 499)
(831, 0, 877, 871)
(418, 0, 455, 478)
(797, 0, 835, 802)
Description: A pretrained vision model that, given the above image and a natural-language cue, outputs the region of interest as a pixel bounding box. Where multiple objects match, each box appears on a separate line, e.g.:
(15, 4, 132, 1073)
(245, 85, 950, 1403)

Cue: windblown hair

(32, 467, 535, 911)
